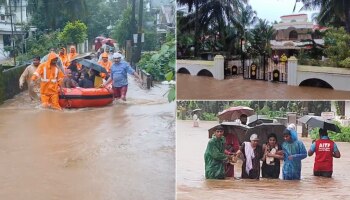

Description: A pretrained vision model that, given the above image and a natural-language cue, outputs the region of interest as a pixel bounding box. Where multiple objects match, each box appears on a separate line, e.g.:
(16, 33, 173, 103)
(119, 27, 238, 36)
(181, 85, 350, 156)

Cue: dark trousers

(314, 171, 333, 178)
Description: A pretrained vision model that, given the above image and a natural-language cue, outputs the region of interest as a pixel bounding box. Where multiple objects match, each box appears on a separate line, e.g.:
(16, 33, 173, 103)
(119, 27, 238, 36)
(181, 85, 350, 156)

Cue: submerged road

(0, 78, 175, 200)
(177, 120, 350, 200)
(177, 74, 350, 100)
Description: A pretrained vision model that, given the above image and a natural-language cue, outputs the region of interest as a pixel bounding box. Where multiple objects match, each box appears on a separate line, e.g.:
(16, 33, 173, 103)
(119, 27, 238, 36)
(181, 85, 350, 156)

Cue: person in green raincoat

(204, 125, 229, 179)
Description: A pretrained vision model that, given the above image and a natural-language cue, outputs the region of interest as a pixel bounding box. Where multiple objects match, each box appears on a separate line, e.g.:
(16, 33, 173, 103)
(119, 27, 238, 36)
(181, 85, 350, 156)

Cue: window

(289, 30, 298, 40)
(0, 15, 4, 21)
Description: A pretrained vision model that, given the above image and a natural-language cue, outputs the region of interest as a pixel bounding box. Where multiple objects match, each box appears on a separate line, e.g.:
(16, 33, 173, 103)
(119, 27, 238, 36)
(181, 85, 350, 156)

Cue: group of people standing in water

(19, 44, 141, 110)
(204, 121, 341, 180)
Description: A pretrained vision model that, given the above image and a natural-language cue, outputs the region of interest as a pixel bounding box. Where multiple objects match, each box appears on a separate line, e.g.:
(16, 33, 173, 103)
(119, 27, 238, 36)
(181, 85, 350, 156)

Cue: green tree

(58, 21, 88, 46)
(27, 0, 88, 31)
(111, 6, 133, 50)
(295, 0, 350, 33)
(177, 0, 248, 57)
(85, 0, 129, 41)
(324, 27, 350, 67)
(247, 19, 275, 58)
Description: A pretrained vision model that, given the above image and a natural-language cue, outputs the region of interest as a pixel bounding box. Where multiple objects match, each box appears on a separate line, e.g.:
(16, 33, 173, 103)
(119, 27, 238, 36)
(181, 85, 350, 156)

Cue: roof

(281, 14, 307, 18)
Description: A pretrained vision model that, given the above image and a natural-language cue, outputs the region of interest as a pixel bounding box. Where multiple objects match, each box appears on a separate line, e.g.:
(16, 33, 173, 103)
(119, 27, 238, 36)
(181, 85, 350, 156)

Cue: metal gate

(243, 56, 268, 81)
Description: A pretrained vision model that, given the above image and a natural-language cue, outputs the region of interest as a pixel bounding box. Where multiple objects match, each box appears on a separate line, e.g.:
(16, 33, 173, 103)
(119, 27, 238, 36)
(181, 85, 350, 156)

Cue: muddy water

(177, 74, 350, 99)
(0, 78, 175, 200)
(177, 120, 350, 200)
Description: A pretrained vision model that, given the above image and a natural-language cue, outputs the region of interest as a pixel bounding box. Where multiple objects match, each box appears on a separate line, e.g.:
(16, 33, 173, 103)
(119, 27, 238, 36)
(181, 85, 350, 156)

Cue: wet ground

(177, 120, 350, 200)
(177, 74, 350, 100)
(0, 78, 175, 200)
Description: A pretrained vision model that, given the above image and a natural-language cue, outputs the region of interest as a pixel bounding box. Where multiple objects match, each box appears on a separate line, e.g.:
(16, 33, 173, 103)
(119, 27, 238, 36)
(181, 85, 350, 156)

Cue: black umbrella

(298, 115, 341, 133)
(77, 59, 108, 73)
(244, 123, 287, 145)
(208, 122, 250, 144)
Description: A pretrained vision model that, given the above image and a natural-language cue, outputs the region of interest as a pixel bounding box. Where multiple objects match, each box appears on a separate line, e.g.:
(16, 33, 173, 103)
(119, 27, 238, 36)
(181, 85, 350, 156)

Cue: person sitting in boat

(78, 72, 94, 88)
(89, 69, 104, 88)
(98, 52, 112, 80)
(62, 69, 78, 88)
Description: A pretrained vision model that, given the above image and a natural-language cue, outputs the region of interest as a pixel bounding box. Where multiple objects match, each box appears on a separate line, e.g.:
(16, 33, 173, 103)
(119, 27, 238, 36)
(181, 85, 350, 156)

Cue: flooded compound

(0, 79, 175, 200)
(177, 120, 350, 200)
(177, 74, 350, 100)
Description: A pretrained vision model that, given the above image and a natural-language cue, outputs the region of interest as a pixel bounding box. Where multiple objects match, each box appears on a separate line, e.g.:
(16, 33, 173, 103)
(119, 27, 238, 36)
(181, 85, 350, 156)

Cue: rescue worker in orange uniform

(66, 45, 80, 69)
(59, 47, 68, 69)
(31, 52, 65, 110)
(98, 52, 112, 79)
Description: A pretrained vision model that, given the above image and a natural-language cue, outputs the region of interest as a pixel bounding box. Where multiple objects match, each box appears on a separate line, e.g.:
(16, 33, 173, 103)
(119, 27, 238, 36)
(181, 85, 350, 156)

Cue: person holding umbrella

(102, 53, 141, 101)
(192, 109, 201, 127)
(308, 128, 341, 178)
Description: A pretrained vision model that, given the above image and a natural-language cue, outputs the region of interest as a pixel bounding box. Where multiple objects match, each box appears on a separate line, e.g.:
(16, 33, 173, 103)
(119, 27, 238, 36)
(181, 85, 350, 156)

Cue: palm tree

(295, 0, 350, 33)
(247, 19, 275, 58)
(177, 0, 247, 58)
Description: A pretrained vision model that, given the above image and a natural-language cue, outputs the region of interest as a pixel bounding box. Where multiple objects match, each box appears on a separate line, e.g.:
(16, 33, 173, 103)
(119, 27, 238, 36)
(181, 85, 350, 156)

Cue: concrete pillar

(287, 56, 298, 86)
(287, 112, 297, 125)
(214, 55, 224, 80)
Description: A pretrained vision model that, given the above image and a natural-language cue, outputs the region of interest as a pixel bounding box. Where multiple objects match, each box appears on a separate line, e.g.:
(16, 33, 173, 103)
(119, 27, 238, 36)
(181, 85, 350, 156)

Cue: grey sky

(248, 0, 319, 24)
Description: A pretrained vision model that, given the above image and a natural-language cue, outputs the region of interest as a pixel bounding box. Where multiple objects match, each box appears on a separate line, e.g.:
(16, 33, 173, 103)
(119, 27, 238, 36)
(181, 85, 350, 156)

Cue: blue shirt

(309, 136, 339, 152)
(110, 61, 135, 87)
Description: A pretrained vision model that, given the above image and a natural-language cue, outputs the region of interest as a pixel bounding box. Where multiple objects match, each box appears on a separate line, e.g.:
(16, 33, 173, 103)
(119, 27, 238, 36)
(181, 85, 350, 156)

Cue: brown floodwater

(0, 79, 175, 200)
(177, 74, 350, 100)
(177, 120, 350, 200)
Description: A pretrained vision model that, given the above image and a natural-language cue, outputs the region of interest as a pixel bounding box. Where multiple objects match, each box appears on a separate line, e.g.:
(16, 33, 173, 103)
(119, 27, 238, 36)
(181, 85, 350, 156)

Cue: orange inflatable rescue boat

(59, 87, 113, 108)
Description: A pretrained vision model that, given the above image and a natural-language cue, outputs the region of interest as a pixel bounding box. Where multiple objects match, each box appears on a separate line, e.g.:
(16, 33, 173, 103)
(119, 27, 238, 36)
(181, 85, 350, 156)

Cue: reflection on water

(177, 120, 350, 199)
(0, 79, 175, 200)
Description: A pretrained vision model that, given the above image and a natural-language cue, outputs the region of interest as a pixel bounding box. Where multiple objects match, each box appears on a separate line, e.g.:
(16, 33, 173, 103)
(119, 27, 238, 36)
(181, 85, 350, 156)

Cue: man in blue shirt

(102, 53, 141, 101)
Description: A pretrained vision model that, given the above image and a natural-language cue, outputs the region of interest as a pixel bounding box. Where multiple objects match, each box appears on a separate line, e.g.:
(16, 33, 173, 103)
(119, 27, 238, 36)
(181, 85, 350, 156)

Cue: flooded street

(177, 120, 350, 200)
(177, 74, 350, 100)
(0, 79, 175, 200)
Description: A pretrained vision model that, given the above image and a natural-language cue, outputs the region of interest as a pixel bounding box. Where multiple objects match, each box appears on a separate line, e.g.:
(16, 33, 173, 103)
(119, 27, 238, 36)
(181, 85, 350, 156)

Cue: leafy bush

(58, 20, 88, 46)
(137, 33, 175, 81)
(201, 112, 218, 121)
(339, 57, 350, 68)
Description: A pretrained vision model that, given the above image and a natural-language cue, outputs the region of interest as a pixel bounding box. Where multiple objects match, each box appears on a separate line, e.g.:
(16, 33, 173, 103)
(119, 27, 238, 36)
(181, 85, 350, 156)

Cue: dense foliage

(324, 27, 350, 68)
(137, 33, 175, 81)
(58, 21, 88, 46)
(177, 101, 333, 120)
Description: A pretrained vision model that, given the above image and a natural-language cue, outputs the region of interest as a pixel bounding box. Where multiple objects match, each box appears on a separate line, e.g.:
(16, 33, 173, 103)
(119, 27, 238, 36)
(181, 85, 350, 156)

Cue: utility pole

(9, 0, 16, 66)
(130, 0, 137, 66)
(136, 0, 143, 63)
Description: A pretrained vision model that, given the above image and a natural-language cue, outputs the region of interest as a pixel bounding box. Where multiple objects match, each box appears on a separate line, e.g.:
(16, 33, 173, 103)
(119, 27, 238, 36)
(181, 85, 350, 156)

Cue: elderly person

(19, 56, 41, 100)
(204, 126, 229, 179)
(308, 128, 341, 178)
(236, 133, 263, 179)
(282, 128, 307, 180)
(102, 53, 141, 101)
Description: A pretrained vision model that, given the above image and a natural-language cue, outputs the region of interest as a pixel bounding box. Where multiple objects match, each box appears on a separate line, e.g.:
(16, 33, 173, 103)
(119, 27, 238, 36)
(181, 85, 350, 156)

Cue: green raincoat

(204, 135, 227, 179)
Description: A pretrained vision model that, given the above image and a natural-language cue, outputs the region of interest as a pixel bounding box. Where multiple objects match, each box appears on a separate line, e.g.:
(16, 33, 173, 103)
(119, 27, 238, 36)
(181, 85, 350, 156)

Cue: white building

(0, 0, 35, 60)
(270, 14, 325, 56)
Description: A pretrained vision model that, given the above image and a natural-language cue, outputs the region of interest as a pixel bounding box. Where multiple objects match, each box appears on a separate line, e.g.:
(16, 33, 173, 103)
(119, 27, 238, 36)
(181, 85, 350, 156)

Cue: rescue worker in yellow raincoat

(31, 52, 65, 110)
(98, 52, 112, 79)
